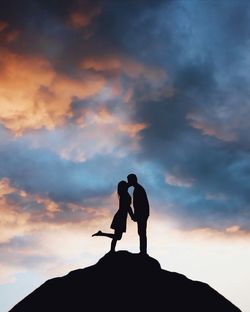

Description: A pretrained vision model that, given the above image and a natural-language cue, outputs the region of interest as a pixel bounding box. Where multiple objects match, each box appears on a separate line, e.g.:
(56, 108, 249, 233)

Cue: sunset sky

(0, 0, 250, 311)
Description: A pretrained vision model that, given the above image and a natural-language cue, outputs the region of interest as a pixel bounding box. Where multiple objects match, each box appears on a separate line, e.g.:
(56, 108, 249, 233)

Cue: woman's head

(117, 180, 128, 196)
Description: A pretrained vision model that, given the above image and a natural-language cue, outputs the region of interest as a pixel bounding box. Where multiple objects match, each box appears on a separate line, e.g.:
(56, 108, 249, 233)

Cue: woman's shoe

(92, 230, 102, 237)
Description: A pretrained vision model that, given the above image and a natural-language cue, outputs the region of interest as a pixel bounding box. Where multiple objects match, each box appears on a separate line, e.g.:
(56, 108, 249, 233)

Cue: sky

(0, 0, 250, 311)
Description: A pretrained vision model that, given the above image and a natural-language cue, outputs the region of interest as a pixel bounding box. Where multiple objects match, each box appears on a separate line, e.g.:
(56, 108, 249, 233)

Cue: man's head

(127, 173, 138, 187)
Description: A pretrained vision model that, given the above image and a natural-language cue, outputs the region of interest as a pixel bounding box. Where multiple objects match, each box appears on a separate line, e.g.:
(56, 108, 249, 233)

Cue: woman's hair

(117, 180, 128, 197)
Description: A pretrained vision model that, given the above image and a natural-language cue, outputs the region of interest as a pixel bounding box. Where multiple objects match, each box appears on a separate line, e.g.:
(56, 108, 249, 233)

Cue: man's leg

(137, 219, 147, 254)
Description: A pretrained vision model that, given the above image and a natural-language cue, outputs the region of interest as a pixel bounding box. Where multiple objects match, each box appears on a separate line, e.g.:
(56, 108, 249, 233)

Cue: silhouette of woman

(92, 181, 135, 252)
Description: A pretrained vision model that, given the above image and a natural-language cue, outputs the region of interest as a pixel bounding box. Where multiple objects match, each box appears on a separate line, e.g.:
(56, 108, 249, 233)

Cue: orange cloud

(0, 178, 16, 197)
(187, 112, 238, 142)
(91, 106, 148, 136)
(0, 20, 8, 32)
(118, 123, 147, 138)
(0, 178, 61, 231)
(0, 191, 31, 244)
(81, 56, 166, 81)
(34, 196, 60, 216)
(0, 177, 114, 225)
(90, 106, 148, 135)
(0, 176, 113, 248)
(0, 21, 20, 43)
(0, 49, 106, 135)
(4, 29, 20, 43)
(0, 178, 115, 284)
(123, 88, 134, 103)
(69, 4, 101, 29)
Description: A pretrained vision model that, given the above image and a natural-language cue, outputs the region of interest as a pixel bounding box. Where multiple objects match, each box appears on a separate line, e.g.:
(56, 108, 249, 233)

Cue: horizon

(0, 0, 249, 311)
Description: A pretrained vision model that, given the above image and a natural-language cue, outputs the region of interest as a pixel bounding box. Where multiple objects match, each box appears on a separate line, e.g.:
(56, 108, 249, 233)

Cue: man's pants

(137, 218, 148, 254)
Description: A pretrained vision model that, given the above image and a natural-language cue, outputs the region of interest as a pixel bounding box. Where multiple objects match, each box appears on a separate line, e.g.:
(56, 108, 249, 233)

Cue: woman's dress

(110, 193, 131, 233)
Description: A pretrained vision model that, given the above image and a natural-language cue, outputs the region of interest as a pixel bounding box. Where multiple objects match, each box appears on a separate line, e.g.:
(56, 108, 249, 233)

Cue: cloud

(0, 0, 250, 233)
(187, 112, 238, 142)
(16, 103, 148, 163)
(81, 55, 166, 82)
(0, 178, 62, 243)
(0, 20, 19, 43)
(0, 125, 147, 209)
(0, 20, 8, 32)
(0, 49, 106, 135)
(0, 173, 117, 285)
(0, 176, 116, 254)
(165, 174, 193, 188)
(0, 210, 249, 287)
(69, 4, 101, 29)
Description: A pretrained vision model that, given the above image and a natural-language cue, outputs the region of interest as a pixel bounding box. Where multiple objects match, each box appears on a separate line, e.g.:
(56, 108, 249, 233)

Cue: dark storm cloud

(0, 0, 100, 73)
(0, 0, 170, 75)
(125, 0, 250, 229)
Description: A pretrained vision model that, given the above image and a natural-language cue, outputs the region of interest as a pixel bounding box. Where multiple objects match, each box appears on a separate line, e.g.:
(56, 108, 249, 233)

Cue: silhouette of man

(127, 174, 150, 254)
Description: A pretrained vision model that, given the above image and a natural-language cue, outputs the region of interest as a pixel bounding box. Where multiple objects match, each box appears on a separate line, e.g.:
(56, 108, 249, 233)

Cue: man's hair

(127, 173, 137, 182)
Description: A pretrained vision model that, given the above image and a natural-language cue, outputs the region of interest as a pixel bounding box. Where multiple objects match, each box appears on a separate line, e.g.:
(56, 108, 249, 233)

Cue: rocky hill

(10, 251, 241, 311)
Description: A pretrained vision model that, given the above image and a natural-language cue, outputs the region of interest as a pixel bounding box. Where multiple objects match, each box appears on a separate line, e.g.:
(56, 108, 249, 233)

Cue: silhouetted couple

(92, 174, 150, 254)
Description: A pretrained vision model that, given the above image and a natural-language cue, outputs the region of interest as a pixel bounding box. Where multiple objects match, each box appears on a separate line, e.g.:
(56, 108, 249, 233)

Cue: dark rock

(10, 251, 241, 312)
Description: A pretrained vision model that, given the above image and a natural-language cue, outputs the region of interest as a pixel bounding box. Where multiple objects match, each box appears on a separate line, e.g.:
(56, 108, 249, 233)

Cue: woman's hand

(131, 214, 137, 222)
(128, 206, 137, 222)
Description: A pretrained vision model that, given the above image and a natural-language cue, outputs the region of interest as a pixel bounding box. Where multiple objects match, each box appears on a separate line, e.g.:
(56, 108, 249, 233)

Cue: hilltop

(10, 251, 241, 312)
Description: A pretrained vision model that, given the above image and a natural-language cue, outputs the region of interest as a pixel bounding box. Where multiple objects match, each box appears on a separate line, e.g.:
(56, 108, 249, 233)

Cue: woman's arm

(128, 206, 136, 221)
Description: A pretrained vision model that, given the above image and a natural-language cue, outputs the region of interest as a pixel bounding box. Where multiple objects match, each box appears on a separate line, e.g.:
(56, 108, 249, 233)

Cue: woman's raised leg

(92, 231, 115, 239)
